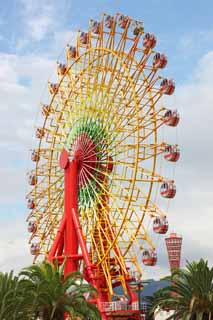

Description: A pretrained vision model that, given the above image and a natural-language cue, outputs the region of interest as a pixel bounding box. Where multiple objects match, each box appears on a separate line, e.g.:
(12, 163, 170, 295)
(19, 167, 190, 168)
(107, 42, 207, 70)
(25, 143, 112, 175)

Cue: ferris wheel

(26, 13, 179, 317)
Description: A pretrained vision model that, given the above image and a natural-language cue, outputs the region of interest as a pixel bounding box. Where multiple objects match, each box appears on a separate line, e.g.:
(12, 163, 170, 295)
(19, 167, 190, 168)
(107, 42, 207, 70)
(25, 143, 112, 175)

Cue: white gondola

(160, 181, 176, 199)
(164, 109, 180, 127)
(142, 249, 157, 266)
(28, 221, 37, 233)
(164, 145, 180, 162)
(143, 33, 157, 49)
(160, 79, 175, 95)
(153, 217, 168, 234)
(30, 243, 40, 255)
(132, 20, 144, 36)
(153, 53, 167, 69)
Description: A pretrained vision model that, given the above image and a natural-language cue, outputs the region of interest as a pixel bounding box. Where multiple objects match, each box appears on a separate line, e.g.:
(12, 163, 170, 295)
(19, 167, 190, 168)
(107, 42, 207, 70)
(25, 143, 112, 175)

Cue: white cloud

(179, 30, 213, 57)
(20, 0, 55, 41)
(0, 220, 32, 273)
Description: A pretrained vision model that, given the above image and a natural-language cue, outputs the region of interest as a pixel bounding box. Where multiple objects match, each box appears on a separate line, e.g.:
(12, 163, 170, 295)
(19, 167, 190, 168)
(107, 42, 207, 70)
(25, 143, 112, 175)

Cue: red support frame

(47, 149, 139, 319)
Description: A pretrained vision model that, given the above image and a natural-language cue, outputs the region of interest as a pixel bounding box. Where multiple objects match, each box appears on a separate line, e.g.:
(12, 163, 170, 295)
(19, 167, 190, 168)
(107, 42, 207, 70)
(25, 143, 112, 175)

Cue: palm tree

(19, 261, 101, 320)
(0, 271, 32, 320)
(147, 259, 213, 320)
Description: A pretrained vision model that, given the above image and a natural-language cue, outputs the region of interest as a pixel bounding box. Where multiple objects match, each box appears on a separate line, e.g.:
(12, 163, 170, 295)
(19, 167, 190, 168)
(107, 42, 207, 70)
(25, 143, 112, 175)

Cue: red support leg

(64, 158, 79, 275)
(48, 215, 66, 261)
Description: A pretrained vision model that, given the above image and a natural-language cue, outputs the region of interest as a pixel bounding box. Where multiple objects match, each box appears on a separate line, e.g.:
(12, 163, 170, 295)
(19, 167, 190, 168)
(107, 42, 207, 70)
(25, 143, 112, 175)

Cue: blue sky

(0, 0, 213, 277)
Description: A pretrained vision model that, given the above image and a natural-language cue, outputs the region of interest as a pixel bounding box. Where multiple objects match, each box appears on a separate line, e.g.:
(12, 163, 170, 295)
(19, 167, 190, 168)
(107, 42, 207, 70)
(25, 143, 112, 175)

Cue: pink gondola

(164, 109, 180, 127)
(143, 33, 157, 49)
(160, 78, 175, 95)
(153, 217, 168, 234)
(91, 21, 101, 34)
(118, 15, 129, 29)
(80, 32, 89, 45)
(48, 82, 58, 95)
(164, 145, 180, 162)
(153, 53, 167, 69)
(42, 104, 50, 117)
(28, 221, 37, 233)
(57, 63, 67, 76)
(160, 181, 176, 199)
(36, 128, 45, 139)
(31, 150, 40, 162)
(30, 243, 40, 255)
(105, 15, 113, 28)
(142, 249, 157, 266)
(28, 174, 37, 186)
(66, 45, 77, 59)
(27, 198, 35, 209)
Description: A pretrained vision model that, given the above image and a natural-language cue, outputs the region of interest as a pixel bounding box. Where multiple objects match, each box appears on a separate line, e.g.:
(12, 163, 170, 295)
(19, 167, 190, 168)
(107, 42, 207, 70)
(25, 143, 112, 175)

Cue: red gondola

(105, 15, 113, 28)
(160, 79, 175, 95)
(36, 128, 45, 139)
(80, 32, 89, 45)
(164, 145, 180, 162)
(153, 217, 168, 234)
(28, 221, 37, 233)
(57, 63, 67, 76)
(91, 21, 101, 34)
(48, 82, 58, 95)
(160, 181, 176, 199)
(27, 198, 35, 209)
(66, 45, 77, 59)
(143, 33, 157, 49)
(30, 243, 40, 255)
(164, 109, 180, 127)
(142, 249, 157, 266)
(118, 15, 129, 29)
(153, 53, 167, 69)
(28, 174, 37, 186)
(31, 150, 40, 162)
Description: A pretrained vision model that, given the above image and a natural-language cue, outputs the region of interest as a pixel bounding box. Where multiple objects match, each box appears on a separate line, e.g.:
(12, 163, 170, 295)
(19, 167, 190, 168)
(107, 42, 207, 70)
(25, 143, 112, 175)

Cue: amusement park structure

(165, 233, 182, 271)
(26, 13, 180, 319)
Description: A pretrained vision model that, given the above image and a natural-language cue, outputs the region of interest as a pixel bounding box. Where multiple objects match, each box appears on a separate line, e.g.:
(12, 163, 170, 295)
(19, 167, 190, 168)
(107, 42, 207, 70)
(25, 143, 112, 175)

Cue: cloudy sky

(0, 0, 213, 279)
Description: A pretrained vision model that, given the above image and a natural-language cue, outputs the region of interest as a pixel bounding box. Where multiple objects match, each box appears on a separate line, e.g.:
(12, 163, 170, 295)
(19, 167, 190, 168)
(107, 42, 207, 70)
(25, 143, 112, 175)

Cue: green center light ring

(66, 117, 112, 209)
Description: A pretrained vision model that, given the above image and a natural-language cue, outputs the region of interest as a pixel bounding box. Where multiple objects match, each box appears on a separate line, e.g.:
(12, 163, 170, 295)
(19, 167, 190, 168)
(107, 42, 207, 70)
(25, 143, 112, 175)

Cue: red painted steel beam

(48, 215, 66, 261)
(64, 158, 79, 275)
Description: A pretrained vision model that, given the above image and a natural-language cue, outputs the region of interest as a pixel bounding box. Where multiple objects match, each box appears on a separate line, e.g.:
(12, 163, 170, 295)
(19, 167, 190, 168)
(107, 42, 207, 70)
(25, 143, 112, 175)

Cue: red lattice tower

(165, 233, 182, 271)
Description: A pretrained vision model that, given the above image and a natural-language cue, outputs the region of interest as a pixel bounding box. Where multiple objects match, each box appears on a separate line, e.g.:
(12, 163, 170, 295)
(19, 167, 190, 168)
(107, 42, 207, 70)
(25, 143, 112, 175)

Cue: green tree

(0, 270, 31, 320)
(19, 261, 101, 320)
(147, 259, 213, 320)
